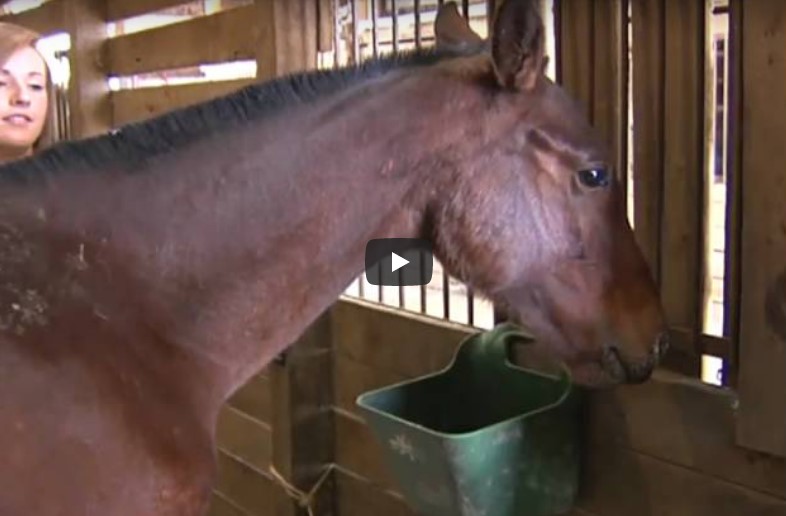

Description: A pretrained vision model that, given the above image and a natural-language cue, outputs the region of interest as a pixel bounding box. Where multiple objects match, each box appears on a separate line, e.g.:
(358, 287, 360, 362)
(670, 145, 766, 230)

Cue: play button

(364, 238, 433, 286)
(391, 252, 409, 272)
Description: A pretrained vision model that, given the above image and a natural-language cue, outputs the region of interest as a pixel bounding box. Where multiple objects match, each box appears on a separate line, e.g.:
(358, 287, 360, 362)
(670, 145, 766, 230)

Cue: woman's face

(0, 45, 48, 154)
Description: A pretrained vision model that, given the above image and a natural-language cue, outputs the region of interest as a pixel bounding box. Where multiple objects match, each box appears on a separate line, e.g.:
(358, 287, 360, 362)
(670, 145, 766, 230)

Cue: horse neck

(16, 68, 455, 412)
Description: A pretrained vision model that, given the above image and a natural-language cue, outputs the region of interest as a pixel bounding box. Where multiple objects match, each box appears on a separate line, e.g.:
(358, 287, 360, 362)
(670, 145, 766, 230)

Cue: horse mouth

(601, 346, 655, 384)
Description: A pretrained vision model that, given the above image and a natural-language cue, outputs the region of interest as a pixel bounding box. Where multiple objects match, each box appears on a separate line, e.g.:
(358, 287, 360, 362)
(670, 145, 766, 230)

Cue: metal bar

(414, 0, 421, 49)
(371, 0, 378, 58)
(443, 270, 450, 319)
(420, 251, 427, 312)
(467, 286, 474, 326)
(392, 0, 399, 53)
(462, 0, 469, 18)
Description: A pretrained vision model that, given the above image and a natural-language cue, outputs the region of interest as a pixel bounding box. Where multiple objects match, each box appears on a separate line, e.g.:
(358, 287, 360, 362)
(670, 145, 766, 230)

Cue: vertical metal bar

(462, 0, 469, 18)
(420, 251, 427, 313)
(414, 0, 422, 49)
(392, 0, 399, 53)
(371, 0, 378, 58)
(467, 286, 474, 326)
(333, 0, 342, 68)
(443, 271, 450, 320)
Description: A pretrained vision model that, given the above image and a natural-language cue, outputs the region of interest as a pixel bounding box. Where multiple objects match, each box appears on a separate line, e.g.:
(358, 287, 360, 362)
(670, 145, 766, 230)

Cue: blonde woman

(0, 21, 57, 164)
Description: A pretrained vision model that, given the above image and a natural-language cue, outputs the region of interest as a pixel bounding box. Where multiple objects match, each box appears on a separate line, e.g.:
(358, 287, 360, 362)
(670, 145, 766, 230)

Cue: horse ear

(435, 2, 484, 52)
(490, 0, 546, 91)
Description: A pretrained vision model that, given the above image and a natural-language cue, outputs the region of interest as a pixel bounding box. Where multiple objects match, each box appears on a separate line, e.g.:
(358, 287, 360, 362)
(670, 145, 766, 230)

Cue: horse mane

(0, 46, 468, 184)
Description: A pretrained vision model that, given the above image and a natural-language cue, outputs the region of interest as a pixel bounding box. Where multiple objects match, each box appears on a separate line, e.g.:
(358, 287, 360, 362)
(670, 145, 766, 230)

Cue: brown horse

(0, 1, 666, 514)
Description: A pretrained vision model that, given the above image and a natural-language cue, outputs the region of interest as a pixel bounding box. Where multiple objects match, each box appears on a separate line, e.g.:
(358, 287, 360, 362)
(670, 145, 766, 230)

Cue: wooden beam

(0, 0, 66, 36)
(268, 312, 334, 516)
(557, 0, 593, 119)
(630, 0, 665, 283)
(658, 0, 705, 375)
(106, 5, 258, 76)
(110, 78, 255, 126)
(254, 0, 318, 80)
(106, 0, 193, 22)
(736, 0, 786, 458)
(65, 0, 111, 138)
(592, 0, 628, 188)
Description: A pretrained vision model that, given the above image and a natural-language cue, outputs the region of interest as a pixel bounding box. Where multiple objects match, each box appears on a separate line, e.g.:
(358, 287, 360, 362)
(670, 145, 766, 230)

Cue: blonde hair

(0, 21, 57, 153)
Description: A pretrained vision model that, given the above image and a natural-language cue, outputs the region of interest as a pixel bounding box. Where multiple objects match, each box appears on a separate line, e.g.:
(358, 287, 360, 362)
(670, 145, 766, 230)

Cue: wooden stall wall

(2, 0, 785, 515)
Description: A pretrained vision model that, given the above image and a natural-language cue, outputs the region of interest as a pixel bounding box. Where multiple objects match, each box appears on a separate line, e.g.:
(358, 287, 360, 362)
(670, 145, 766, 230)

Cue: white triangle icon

(391, 252, 409, 273)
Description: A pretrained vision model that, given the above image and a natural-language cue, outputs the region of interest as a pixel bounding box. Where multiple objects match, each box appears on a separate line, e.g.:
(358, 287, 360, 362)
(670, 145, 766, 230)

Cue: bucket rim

(355, 325, 577, 439)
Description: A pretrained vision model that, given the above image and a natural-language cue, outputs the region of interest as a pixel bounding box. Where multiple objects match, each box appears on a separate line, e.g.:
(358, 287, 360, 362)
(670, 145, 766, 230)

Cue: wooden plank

(254, 0, 318, 81)
(213, 451, 276, 516)
(65, 0, 111, 138)
(736, 0, 786, 458)
(207, 491, 254, 516)
(227, 371, 272, 425)
(658, 0, 705, 376)
(630, 0, 665, 282)
(334, 468, 413, 516)
(268, 312, 334, 516)
(106, 5, 258, 75)
(331, 298, 471, 379)
(558, 0, 593, 119)
(592, 0, 628, 187)
(106, 0, 193, 21)
(111, 78, 255, 126)
(216, 406, 272, 473)
(577, 442, 786, 516)
(333, 354, 407, 417)
(723, 0, 742, 387)
(334, 409, 400, 490)
(586, 370, 786, 499)
(317, 0, 334, 53)
(0, 0, 65, 36)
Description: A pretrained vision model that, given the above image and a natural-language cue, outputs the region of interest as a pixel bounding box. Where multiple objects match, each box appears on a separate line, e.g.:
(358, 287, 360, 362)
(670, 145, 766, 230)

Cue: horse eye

(577, 168, 610, 189)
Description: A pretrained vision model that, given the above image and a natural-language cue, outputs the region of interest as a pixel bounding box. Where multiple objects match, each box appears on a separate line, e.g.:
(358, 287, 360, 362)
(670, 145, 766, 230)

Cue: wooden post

(249, 6, 326, 508)
(254, 0, 318, 81)
(268, 312, 335, 516)
(736, 0, 786, 459)
(64, 0, 110, 138)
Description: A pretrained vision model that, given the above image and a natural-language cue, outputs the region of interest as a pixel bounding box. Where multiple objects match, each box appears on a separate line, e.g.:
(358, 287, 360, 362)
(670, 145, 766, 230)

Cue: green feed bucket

(356, 323, 581, 516)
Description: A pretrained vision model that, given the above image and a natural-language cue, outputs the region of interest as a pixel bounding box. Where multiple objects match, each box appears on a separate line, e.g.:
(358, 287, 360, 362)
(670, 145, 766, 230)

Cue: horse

(0, 0, 667, 514)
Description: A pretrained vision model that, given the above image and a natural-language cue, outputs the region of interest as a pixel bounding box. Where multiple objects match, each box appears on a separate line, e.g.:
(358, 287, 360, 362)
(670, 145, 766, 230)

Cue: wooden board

(334, 468, 413, 516)
(558, 0, 593, 119)
(268, 312, 334, 516)
(586, 372, 786, 499)
(105, 4, 258, 76)
(254, 0, 318, 81)
(216, 405, 272, 473)
(577, 442, 786, 516)
(658, 0, 705, 375)
(736, 0, 786, 458)
(331, 299, 472, 379)
(0, 0, 65, 36)
(106, 0, 197, 22)
(64, 0, 111, 138)
(212, 450, 276, 516)
(630, 0, 665, 282)
(111, 78, 255, 126)
(227, 372, 272, 425)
